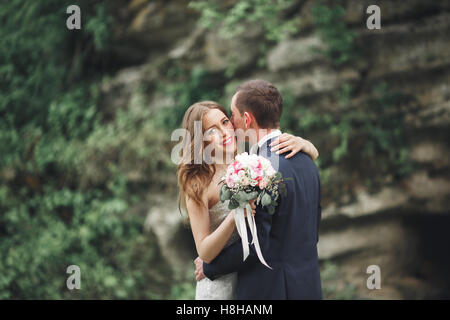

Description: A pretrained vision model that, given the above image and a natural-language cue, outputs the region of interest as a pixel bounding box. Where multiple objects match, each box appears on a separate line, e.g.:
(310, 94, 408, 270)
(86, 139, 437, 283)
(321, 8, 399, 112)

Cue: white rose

(240, 176, 250, 186)
(266, 167, 276, 177)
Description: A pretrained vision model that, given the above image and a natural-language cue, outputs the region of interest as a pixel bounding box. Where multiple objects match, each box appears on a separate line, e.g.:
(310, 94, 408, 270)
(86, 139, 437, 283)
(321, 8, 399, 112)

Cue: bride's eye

(223, 119, 229, 125)
(206, 128, 217, 136)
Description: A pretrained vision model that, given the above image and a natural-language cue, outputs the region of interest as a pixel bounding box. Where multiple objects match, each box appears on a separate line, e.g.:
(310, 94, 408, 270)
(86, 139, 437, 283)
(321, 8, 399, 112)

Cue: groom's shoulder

(281, 150, 316, 171)
(260, 141, 316, 172)
(275, 148, 319, 178)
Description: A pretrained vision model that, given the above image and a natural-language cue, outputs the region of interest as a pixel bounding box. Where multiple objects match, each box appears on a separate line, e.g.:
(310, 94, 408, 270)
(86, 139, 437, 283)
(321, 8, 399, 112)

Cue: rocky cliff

(100, 0, 450, 299)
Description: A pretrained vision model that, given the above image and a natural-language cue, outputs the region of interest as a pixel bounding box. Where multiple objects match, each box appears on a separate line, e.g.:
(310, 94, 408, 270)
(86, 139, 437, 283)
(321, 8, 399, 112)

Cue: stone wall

(102, 0, 450, 298)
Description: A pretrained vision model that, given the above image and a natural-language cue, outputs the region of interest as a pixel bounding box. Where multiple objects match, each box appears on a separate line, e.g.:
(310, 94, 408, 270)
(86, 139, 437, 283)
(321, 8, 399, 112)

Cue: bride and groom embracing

(177, 80, 322, 300)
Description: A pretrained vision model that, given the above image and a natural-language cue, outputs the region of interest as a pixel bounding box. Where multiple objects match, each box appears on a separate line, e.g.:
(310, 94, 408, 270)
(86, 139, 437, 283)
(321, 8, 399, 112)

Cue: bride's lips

(223, 136, 233, 146)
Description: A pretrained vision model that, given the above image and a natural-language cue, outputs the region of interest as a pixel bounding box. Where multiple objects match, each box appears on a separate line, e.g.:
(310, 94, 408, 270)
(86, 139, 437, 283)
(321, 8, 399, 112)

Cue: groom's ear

(244, 111, 252, 129)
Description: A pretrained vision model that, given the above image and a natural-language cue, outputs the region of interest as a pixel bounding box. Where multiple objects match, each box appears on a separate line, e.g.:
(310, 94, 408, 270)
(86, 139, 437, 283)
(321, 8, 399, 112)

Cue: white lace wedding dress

(195, 200, 240, 300)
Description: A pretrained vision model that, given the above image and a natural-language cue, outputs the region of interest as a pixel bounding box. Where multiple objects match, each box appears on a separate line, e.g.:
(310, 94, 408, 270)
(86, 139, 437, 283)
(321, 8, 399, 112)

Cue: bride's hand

(194, 257, 205, 281)
(270, 133, 319, 160)
(243, 200, 256, 217)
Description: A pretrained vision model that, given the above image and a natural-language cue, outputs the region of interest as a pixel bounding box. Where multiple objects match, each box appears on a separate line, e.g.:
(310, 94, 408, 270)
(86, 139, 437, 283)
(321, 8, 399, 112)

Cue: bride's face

(202, 109, 236, 161)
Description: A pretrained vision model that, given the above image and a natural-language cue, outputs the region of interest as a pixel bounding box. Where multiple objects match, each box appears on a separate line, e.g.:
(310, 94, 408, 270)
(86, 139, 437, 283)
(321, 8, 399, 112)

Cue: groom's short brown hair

(235, 79, 282, 129)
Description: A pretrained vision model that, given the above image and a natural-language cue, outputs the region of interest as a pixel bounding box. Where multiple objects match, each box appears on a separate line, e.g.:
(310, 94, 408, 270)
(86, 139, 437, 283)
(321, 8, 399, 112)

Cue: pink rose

(253, 167, 263, 178)
(233, 161, 243, 174)
(258, 178, 268, 189)
(226, 176, 235, 188)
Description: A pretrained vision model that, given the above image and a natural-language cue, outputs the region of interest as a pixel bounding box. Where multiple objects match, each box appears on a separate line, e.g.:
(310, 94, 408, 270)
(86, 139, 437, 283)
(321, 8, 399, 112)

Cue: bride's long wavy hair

(177, 101, 228, 222)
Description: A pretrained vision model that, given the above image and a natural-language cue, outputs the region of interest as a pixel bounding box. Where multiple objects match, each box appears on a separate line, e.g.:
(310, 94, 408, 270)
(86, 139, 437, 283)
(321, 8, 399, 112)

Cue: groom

(195, 79, 322, 299)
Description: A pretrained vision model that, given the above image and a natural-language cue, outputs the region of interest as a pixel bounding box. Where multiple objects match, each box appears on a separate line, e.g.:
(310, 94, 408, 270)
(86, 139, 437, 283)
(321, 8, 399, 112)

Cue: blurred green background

(1, 0, 449, 299)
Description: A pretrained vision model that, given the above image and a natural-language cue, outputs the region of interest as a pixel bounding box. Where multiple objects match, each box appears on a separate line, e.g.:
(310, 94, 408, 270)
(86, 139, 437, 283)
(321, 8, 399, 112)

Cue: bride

(176, 101, 318, 300)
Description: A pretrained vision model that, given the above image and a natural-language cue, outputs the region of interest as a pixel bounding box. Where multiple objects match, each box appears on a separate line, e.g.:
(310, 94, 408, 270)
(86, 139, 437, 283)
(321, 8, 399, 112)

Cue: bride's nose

(218, 126, 227, 137)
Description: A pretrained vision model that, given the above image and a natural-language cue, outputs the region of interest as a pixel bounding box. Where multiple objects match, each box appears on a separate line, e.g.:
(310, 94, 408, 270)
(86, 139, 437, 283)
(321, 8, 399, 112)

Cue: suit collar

(250, 129, 281, 155)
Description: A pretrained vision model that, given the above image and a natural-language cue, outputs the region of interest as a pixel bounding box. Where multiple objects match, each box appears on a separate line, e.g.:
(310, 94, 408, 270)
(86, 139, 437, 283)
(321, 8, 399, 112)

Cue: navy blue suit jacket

(203, 138, 322, 299)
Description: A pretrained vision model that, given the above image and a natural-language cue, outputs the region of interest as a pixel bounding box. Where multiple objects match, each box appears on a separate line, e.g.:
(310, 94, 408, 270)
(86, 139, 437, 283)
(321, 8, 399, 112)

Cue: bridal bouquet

(219, 152, 288, 269)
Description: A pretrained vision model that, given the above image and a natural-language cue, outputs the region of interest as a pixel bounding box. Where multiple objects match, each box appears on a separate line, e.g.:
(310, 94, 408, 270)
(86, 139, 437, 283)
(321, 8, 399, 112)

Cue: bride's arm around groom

(199, 80, 322, 300)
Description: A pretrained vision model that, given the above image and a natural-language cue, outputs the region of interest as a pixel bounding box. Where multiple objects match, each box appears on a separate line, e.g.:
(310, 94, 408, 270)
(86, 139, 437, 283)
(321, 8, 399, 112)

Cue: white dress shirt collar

(250, 129, 282, 154)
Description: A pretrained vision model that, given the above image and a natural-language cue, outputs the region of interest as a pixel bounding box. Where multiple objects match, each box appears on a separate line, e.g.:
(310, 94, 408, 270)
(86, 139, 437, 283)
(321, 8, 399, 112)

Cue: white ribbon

(233, 204, 272, 269)
(233, 206, 249, 261)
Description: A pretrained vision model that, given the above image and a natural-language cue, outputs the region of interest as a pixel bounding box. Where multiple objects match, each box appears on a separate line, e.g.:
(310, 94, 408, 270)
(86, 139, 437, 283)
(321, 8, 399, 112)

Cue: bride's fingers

(271, 140, 296, 153)
(276, 145, 294, 155)
(269, 138, 280, 148)
(269, 133, 290, 148)
(269, 134, 289, 149)
(197, 274, 205, 281)
(284, 149, 297, 159)
(278, 133, 291, 142)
